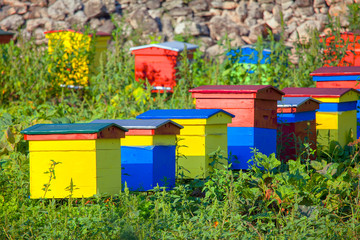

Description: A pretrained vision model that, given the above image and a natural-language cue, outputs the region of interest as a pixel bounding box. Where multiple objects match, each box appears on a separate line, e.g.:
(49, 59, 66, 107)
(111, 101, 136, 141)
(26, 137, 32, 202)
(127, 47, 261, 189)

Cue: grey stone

(174, 21, 209, 36)
(209, 15, 249, 41)
(169, 7, 193, 17)
(52, 20, 70, 30)
(245, 17, 257, 27)
(90, 18, 101, 30)
(48, 0, 67, 20)
(189, 0, 209, 12)
(67, 11, 88, 26)
(0, 14, 24, 30)
(84, 0, 104, 18)
(259, 0, 275, 3)
(146, 0, 161, 9)
(283, 8, 293, 21)
(249, 23, 268, 43)
(222, 1, 238, 10)
(33, 27, 45, 40)
(247, 2, 263, 19)
(266, 16, 280, 30)
(296, 20, 321, 41)
(261, 3, 274, 12)
(103, 0, 116, 13)
(263, 11, 273, 21)
(163, 0, 183, 10)
(97, 19, 114, 33)
(235, 1, 247, 22)
(128, 7, 159, 34)
(296, 6, 314, 16)
(281, 1, 293, 10)
(161, 14, 174, 38)
(210, 0, 223, 9)
(148, 9, 163, 19)
(314, 0, 326, 7)
(273, 5, 281, 22)
(295, 0, 312, 7)
(205, 44, 226, 60)
(26, 18, 53, 31)
(30, 0, 48, 7)
(62, 0, 82, 15)
(26, 6, 49, 19)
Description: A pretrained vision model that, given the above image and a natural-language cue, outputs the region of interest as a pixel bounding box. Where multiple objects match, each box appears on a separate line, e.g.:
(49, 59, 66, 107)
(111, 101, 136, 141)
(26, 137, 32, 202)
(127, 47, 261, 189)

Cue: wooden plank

(29, 140, 97, 151)
(224, 108, 277, 128)
(126, 129, 155, 136)
(316, 81, 360, 89)
(310, 66, 360, 76)
(195, 98, 277, 110)
(24, 133, 98, 141)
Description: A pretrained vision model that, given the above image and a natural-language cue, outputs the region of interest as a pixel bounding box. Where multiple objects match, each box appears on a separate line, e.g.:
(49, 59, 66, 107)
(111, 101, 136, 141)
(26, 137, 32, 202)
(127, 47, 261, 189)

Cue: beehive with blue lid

(92, 119, 182, 191)
(311, 66, 360, 139)
(277, 97, 320, 161)
(22, 123, 127, 199)
(136, 109, 234, 179)
(189, 85, 284, 170)
(282, 87, 360, 147)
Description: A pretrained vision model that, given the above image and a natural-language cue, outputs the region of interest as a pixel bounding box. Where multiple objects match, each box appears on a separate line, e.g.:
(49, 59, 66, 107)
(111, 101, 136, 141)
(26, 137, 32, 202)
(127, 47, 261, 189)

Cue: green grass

(1, 7, 360, 239)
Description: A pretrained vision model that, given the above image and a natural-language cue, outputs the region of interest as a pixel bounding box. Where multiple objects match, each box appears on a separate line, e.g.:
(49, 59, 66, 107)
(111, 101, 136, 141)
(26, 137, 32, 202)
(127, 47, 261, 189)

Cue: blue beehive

(227, 45, 272, 64)
(92, 119, 182, 191)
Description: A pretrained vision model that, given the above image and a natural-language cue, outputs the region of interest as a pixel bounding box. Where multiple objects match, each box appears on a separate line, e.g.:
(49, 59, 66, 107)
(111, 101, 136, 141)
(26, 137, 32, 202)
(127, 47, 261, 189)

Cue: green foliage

(1, 10, 360, 239)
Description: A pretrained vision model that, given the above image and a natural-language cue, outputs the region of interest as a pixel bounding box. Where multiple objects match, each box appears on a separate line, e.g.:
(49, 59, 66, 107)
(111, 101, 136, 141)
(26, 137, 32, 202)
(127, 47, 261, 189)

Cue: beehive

(92, 119, 182, 191)
(21, 123, 126, 199)
(45, 30, 111, 87)
(189, 85, 284, 170)
(282, 87, 360, 147)
(227, 45, 272, 64)
(277, 97, 320, 161)
(311, 66, 360, 138)
(0, 29, 14, 44)
(136, 109, 234, 179)
(130, 41, 198, 92)
(321, 32, 360, 66)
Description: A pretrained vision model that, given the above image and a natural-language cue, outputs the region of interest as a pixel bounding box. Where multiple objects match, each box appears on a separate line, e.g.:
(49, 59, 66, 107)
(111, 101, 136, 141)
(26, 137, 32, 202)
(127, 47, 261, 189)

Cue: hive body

(137, 109, 233, 179)
(190, 85, 284, 170)
(283, 88, 359, 147)
(22, 123, 126, 199)
(277, 97, 320, 161)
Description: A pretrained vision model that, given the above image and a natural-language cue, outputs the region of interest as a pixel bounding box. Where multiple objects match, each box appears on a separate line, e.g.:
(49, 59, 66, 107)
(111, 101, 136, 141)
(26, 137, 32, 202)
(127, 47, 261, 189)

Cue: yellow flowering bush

(45, 30, 91, 87)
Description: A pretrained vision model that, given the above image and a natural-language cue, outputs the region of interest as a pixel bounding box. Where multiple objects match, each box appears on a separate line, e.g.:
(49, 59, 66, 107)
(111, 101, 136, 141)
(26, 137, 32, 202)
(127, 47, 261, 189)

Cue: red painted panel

(316, 81, 360, 89)
(190, 85, 284, 100)
(223, 108, 277, 128)
(195, 98, 277, 110)
(126, 129, 155, 136)
(192, 92, 257, 99)
(282, 87, 354, 98)
(131, 47, 179, 56)
(310, 66, 360, 76)
(24, 133, 98, 140)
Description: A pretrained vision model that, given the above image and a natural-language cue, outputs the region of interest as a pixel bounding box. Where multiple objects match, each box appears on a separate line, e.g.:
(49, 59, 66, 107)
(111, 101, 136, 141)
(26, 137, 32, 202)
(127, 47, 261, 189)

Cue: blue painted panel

(277, 111, 316, 123)
(153, 146, 176, 189)
(228, 127, 277, 170)
(137, 109, 234, 119)
(121, 146, 176, 191)
(317, 101, 357, 112)
(227, 47, 271, 64)
(358, 123, 360, 139)
(313, 75, 360, 81)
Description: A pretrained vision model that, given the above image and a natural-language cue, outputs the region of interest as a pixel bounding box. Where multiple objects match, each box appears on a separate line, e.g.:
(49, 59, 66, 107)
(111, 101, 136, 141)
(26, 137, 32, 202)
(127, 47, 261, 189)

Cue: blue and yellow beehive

(283, 88, 360, 147)
(21, 123, 127, 199)
(136, 109, 234, 179)
(92, 119, 182, 191)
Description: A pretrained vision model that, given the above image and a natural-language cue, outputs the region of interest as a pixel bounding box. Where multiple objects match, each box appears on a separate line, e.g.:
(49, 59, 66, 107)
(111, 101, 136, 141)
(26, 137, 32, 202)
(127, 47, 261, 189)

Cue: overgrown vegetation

(1, 4, 360, 239)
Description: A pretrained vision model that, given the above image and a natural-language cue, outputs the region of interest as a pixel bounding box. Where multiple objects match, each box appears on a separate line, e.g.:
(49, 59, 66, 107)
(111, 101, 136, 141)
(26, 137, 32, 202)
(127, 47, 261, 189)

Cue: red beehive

(0, 29, 14, 44)
(277, 97, 320, 162)
(189, 85, 284, 128)
(321, 32, 360, 66)
(130, 41, 198, 92)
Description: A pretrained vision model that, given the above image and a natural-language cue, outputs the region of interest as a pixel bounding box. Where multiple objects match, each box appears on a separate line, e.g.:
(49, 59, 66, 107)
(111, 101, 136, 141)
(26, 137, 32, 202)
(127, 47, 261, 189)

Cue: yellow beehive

(283, 88, 360, 147)
(45, 30, 111, 87)
(21, 123, 126, 199)
(136, 109, 234, 179)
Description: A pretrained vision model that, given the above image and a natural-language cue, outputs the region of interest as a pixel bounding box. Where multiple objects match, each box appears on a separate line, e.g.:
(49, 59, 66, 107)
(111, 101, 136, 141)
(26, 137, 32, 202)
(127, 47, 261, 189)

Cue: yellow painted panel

(30, 151, 97, 198)
(177, 135, 228, 156)
(317, 128, 354, 148)
(339, 110, 357, 131)
(170, 119, 207, 126)
(96, 149, 122, 195)
(314, 91, 359, 103)
(179, 124, 228, 136)
(121, 135, 176, 146)
(29, 140, 97, 151)
(316, 112, 338, 129)
(206, 112, 233, 125)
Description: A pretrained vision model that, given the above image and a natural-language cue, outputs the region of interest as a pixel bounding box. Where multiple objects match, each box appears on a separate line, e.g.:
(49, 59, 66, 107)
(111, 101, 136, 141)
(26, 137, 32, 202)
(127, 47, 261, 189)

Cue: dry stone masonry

(0, 0, 357, 57)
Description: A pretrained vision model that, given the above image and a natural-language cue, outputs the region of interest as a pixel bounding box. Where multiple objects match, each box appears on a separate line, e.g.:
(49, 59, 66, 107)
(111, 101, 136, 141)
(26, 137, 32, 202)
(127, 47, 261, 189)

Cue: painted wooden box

(136, 109, 234, 179)
(189, 85, 284, 128)
(189, 85, 284, 170)
(45, 30, 111, 88)
(311, 66, 360, 139)
(277, 97, 320, 162)
(92, 119, 182, 191)
(130, 41, 198, 92)
(21, 123, 127, 199)
(282, 87, 359, 147)
(321, 32, 360, 66)
(0, 29, 14, 44)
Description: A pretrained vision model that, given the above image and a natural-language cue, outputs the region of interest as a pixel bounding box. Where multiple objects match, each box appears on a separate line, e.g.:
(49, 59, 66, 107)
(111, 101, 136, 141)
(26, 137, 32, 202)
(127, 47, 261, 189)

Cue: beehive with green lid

(21, 123, 127, 199)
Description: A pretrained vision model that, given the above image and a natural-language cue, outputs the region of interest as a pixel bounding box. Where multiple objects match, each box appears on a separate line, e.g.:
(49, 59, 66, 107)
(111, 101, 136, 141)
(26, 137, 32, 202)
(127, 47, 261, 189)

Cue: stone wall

(0, 0, 356, 57)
